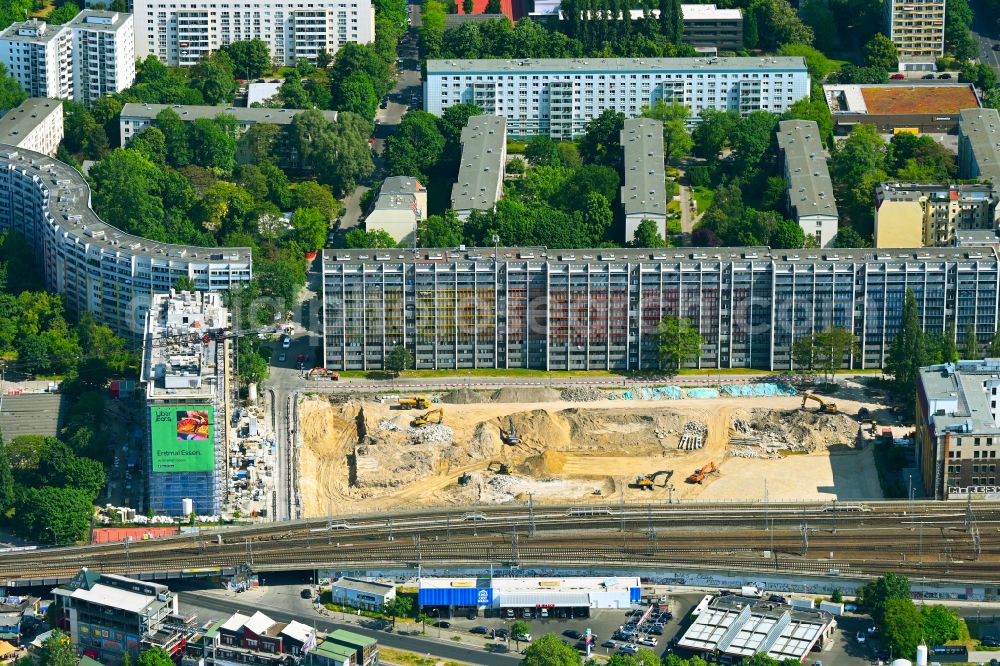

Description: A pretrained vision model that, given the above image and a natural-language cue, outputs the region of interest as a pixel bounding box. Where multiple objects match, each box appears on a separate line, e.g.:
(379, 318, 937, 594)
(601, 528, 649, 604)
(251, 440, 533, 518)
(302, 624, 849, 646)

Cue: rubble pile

(678, 420, 708, 450)
(560, 386, 606, 402)
(408, 424, 454, 443)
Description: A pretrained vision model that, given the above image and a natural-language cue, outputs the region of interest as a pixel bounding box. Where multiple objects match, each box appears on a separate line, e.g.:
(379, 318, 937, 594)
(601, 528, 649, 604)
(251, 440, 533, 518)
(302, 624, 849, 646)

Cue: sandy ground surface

(297, 381, 888, 516)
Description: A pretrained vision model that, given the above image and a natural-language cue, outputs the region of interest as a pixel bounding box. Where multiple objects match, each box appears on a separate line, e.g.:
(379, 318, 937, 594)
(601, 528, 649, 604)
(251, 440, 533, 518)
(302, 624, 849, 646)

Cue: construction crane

(500, 416, 521, 445)
(412, 408, 444, 427)
(634, 470, 673, 490)
(686, 461, 718, 484)
(801, 392, 838, 414)
(398, 396, 431, 410)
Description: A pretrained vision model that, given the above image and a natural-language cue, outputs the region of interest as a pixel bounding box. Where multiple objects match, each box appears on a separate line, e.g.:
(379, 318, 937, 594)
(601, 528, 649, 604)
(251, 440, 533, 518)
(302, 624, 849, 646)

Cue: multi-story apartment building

(620, 117, 666, 243)
(142, 290, 231, 516)
(424, 56, 810, 139)
(883, 0, 945, 71)
(321, 246, 999, 372)
(917, 360, 1000, 500)
(875, 183, 999, 247)
(0, 145, 252, 337)
(0, 19, 72, 100)
(364, 176, 426, 244)
(775, 120, 838, 247)
(0, 98, 63, 156)
(680, 4, 743, 51)
(68, 10, 135, 105)
(131, 0, 374, 67)
(959, 108, 1000, 184)
(451, 115, 506, 220)
(119, 102, 338, 144)
(54, 569, 186, 664)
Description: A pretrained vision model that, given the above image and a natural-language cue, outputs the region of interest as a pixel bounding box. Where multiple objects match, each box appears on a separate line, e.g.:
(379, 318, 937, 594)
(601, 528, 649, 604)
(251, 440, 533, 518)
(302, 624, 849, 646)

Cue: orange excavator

(686, 461, 719, 484)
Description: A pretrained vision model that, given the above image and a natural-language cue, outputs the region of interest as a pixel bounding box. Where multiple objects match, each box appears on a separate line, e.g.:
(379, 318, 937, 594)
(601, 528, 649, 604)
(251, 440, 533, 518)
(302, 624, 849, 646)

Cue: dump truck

(801, 392, 838, 414)
(635, 470, 673, 490)
(412, 408, 444, 427)
(686, 461, 718, 484)
(398, 396, 431, 409)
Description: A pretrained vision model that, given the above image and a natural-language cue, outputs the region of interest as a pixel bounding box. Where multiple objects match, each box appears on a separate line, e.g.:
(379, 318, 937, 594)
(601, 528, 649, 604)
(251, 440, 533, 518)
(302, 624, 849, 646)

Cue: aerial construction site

(298, 381, 888, 518)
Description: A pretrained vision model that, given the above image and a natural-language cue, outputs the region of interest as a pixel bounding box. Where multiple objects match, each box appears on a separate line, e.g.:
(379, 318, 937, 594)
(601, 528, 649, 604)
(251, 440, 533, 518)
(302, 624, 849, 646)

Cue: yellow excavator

(412, 408, 444, 427)
(635, 470, 673, 490)
(801, 392, 838, 414)
(487, 461, 512, 475)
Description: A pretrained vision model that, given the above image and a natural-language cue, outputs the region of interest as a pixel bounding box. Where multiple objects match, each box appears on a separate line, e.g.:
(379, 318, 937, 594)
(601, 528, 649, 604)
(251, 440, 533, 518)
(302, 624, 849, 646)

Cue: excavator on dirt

(801, 392, 838, 414)
(412, 408, 444, 427)
(634, 470, 673, 490)
(487, 461, 512, 475)
(500, 416, 521, 445)
(686, 461, 719, 484)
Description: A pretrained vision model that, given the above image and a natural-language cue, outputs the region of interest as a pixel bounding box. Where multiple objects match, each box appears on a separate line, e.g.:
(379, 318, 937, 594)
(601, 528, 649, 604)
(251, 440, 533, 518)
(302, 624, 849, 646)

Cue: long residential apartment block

(775, 120, 838, 247)
(451, 115, 506, 220)
(0, 98, 64, 157)
(0, 145, 252, 338)
(883, 0, 945, 71)
(132, 0, 375, 67)
(321, 246, 999, 372)
(620, 118, 666, 243)
(119, 103, 338, 143)
(424, 56, 810, 139)
(959, 107, 1000, 184)
(875, 182, 999, 247)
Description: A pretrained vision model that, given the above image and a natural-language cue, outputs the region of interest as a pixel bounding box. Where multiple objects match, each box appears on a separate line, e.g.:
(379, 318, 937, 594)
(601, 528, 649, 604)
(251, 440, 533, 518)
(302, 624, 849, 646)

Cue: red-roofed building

(453, 0, 523, 23)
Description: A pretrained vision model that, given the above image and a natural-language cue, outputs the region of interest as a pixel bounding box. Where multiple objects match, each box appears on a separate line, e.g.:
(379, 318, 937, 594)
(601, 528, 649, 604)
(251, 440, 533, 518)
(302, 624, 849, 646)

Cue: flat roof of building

(824, 84, 979, 115)
(324, 246, 999, 267)
(331, 577, 396, 596)
(312, 639, 356, 660)
(920, 361, 1000, 435)
(427, 55, 806, 74)
(373, 176, 423, 212)
(120, 103, 338, 125)
(0, 146, 251, 261)
(0, 19, 67, 44)
(678, 595, 833, 661)
(490, 576, 641, 592)
(0, 99, 60, 146)
(776, 119, 838, 220)
(961, 108, 1000, 183)
(444, 12, 504, 26)
(681, 4, 742, 19)
(66, 9, 131, 31)
(451, 115, 505, 212)
(621, 118, 667, 218)
(69, 583, 156, 614)
(327, 629, 376, 648)
(876, 182, 996, 202)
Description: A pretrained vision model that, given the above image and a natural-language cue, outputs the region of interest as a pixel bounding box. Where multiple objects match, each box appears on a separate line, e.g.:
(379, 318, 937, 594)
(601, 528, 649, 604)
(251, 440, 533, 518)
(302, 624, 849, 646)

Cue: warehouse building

(917, 360, 1000, 500)
(141, 290, 231, 516)
(0, 98, 63, 157)
(321, 246, 999, 372)
(329, 578, 396, 612)
(451, 115, 506, 220)
(620, 117, 667, 243)
(959, 108, 1000, 184)
(418, 576, 641, 618)
(678, 594, 836, 662)
(775, 120, 838, 247)
(875, 183, 999, 248)
(424, 56, 810, 139)
(0, 146, 251, 338)
(824, 83, 980, 135)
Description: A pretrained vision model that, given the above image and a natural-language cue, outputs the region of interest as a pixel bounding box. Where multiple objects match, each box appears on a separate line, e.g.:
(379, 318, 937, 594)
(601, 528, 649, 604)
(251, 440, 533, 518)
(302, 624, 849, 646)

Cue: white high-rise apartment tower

(68, 11, 136, 105)
(132, 0, 375, 67)
(0, 19, 73, 100)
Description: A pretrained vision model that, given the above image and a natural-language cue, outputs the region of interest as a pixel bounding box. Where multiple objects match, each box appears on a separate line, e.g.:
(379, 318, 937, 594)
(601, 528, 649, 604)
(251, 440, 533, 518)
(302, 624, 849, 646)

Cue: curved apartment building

(0, 145, 252, 337)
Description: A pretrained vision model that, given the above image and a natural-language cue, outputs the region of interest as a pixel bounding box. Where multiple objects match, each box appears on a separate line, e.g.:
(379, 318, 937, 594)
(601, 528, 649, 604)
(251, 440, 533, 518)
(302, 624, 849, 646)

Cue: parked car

(602, 640, 618, 648)
(637, 637, 658, 647)
(469, 626, 488, 635)
(300, 588, 313, 599)
(856, 631, 866, 644)
(982, 637, 1000, 647)
(890, 73, 905, 79)
(939, 72, 953, 79)
(278, 352, 286, 362)
(563, 630, 583, 640)
(433, 620, 451, 629)
(281, 336, 291, 348)
(922, 73, 937, 78)
(495, 628, 510, 639)
(514, 633, 532, 642)
(620, 644, 639, 655)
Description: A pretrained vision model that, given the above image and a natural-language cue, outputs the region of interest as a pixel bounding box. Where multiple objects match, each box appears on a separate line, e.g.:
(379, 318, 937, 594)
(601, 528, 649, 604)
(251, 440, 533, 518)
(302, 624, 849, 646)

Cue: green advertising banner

(150, 406, 215, 472)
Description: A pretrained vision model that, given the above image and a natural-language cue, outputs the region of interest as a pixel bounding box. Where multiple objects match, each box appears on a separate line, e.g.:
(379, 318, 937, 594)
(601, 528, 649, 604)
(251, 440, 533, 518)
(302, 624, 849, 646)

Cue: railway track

(4, 501, 1000, 584)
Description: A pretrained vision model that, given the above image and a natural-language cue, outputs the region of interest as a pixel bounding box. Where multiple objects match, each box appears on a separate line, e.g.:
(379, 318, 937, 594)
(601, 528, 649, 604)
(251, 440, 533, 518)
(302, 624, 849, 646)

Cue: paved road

(181, 591, 521, 666)
(972, 0, 1000, 72)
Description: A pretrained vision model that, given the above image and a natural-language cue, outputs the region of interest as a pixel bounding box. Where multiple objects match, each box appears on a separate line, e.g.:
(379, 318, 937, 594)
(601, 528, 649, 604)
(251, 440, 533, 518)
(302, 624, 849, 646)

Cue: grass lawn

(380, 647, 473, 666)
(691, 185, 714, 216)
(30, 0, 55, 17)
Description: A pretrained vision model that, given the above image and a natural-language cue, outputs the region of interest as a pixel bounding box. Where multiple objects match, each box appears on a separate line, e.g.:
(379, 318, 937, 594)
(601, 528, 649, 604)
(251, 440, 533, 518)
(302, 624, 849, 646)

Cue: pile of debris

(560, 386, 606, 402)
(728, 409, 858, 455)
(678, 420, 708, 450)
(408, 424, 453, 443)
(378, 419, 402, 432)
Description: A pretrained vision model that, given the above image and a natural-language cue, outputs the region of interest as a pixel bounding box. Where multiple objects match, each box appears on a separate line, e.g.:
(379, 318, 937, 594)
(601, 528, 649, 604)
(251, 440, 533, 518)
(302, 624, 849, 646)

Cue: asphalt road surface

(972, 0, 1000, 72)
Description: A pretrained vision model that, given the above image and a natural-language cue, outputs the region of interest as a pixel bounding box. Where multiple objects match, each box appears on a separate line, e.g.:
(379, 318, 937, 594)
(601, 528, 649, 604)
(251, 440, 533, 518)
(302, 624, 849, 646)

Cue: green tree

(463, 0, 473, 11)
(748, 0, 813, 50)
(730, 111, 779, 175)
(438, 103, 484, 150)
(510, 620, 531, 648)
(419, 210, 464, 247)
(0, 64, 27, 114)
(814, 326, 857, 381)
(339, 72, 378, 120)
(485, 0, 502, 12)
(384, 111, 446, 180)
(632, 219, 665, 248)
(291, 207, 328, 251)
(420, 0, 448, 58)
(920, 605, 968, 646)
(945, 0, 978, 60)
(0, 439, 14, 514)
(882, 598, 922, 659)
(294, 181, 341, 221)
(864, 33, 898, 71)
(236, 338, 269, 386)
(964, 323, 980, 360)
(579, 109, 625, 166)
(940, 321, 959, 364)
(48, 4, 81, 25)
(155, 108, 191, 167)
(238, 122, 281, 166)
(129, 127, 167, 166)
(34, 631, 75, 666)
(384, 596, 414, 627)
(641, 101, 692, 164)
(190, 52, 236, 104)
(189, 117, 237, 171)
(219, 39, 272, 79)
(385, 345, 413, 376)
(692, 108, 737, 159)
(344, 228, 398, 248)
(658, 316, 702, 375)
(17, 335, 50, 374)
(16, 486, 94, 544)
(39, 455, 106, 501)
(792, 333, 818, 371)
(138, 648, 175, 666)
(830, 588, 843, 603)
(989, 330, 1000, 358)
(884, 291, 927, 402)
(859, 573, 912, 625)
(778, 43, 835, 80)
(520, 633, 581, 666)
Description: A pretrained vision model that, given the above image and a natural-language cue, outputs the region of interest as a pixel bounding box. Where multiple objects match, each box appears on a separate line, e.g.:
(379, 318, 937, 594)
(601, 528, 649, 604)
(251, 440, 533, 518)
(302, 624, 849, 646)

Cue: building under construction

(141, 290, 232, 516)
(321, 246, 1000, 372)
